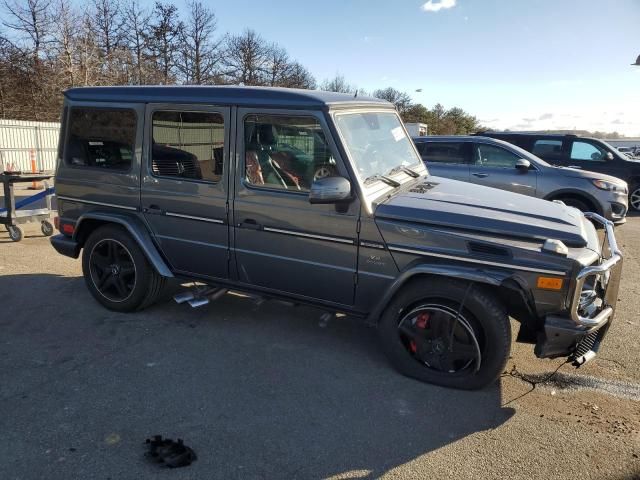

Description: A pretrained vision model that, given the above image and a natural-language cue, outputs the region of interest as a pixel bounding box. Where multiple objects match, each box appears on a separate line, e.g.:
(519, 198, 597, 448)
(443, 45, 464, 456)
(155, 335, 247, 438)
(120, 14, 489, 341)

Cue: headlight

(591, 179, 628, 194)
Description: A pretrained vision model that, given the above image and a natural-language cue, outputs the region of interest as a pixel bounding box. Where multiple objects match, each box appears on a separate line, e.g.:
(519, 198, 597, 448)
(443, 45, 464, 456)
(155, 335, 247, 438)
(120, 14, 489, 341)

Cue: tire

(7, 225, 23, 242)
(82, 224, 165, 312)
(41, 220, 54, 236)
(556, 196, 590, 213)
(378, 277, 511, 390)
(629, 185, 640, 212)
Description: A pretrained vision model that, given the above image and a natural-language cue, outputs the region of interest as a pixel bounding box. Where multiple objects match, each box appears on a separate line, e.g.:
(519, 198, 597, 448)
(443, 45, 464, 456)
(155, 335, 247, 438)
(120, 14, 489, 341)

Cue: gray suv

(414, 136, 628, 223)
(50, 86, 623, 390)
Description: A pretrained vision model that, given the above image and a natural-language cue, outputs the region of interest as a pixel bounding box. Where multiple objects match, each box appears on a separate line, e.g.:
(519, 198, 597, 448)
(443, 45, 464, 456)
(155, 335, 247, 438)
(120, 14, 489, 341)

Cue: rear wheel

(378, 278, 511, 390)
(82, 225, 164, 312)
(629, 185, 640, 212)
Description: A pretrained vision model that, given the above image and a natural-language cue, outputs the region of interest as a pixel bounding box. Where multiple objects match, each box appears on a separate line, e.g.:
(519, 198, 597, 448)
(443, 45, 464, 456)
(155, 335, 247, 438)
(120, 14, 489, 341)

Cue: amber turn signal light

(537, 277, 563, 290)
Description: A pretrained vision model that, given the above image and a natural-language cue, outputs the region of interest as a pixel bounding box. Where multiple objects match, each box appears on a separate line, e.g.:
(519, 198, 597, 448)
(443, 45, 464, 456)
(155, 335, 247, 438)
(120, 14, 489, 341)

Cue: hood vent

(409, 181, 439, 194)
(468, 242, 510, 258)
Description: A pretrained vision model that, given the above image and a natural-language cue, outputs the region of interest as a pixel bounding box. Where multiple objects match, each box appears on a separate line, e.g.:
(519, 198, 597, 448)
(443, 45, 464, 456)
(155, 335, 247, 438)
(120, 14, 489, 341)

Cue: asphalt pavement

(0, 203, 638, 480)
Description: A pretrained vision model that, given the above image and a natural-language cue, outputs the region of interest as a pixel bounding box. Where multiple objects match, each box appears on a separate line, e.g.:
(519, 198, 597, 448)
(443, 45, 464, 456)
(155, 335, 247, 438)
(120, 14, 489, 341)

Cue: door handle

(144, 204, 164, 214)
(472, 172, 489, 178)
(239, 219, 263, 230)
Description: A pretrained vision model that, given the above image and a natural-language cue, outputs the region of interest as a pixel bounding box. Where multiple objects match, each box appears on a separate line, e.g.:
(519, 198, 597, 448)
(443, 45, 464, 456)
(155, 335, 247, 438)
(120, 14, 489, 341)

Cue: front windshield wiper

(386, 165, 420, 178)
(363, 174, 401, 188)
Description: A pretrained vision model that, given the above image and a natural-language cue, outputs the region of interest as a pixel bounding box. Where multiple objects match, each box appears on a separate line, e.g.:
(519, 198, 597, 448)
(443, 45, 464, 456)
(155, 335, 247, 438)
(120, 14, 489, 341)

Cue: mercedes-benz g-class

(50, 86, 623, 389)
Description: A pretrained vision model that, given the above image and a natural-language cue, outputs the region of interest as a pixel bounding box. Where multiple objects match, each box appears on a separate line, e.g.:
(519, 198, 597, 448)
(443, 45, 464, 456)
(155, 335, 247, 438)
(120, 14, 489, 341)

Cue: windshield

(334, 111, 423, 184)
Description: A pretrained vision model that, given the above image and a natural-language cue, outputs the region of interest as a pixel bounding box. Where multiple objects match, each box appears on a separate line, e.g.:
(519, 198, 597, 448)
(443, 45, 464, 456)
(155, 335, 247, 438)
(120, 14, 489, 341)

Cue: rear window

(420, 142, 468, 164)
(65, 108, 136, 171)
(532, 139, 563, 160)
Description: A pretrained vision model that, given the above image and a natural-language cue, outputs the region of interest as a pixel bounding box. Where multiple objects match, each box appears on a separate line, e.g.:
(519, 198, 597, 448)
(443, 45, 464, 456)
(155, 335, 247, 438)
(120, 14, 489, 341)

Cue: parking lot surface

(0, 207, 639, 479)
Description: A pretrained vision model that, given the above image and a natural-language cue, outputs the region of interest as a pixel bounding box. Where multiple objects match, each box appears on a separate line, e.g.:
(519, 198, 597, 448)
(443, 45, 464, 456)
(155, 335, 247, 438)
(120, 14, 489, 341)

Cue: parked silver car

(414, 136, 628, 223)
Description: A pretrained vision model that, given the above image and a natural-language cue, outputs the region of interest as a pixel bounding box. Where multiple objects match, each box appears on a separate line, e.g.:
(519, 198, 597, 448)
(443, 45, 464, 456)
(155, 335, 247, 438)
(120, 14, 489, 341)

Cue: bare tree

(2, 0, 52, 61)
(320, 74, 355, 94)
(222, 29, 269, 86)
(121, 0, 151, 84)
(92, 0, 122, 57)
(51, 0, 79, 87)
(148, 1, 182, 84)
(264, 44, 291, 87)
(178, 0, 221, 84)
(279, 61, 316, 89)
(76, 9, 102, 86)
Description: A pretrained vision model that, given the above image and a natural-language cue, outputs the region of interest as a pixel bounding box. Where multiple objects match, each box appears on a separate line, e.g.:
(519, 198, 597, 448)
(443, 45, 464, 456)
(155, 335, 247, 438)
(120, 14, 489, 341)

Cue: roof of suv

(64, 85, 391, 109)
(478, 131, 604, 142)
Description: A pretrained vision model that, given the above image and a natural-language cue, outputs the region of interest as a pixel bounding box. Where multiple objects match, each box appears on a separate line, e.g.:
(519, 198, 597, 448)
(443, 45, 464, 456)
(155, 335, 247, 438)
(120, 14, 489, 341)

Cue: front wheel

(82, 225, 165, 312)
(378, 278, 511, 390)
(629, 185, 640, 212)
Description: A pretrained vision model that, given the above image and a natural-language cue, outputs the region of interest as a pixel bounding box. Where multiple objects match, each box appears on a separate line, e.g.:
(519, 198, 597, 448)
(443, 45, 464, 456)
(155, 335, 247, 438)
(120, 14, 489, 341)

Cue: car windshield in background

(334, 111, 423, 185)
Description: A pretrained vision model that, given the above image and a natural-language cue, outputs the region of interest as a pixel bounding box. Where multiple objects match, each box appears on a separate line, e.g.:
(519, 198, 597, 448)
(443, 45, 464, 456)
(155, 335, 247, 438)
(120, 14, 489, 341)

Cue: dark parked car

(51, 86, 622, 389)
(477, 132, 640, 211)
(413, 136, 628, 223)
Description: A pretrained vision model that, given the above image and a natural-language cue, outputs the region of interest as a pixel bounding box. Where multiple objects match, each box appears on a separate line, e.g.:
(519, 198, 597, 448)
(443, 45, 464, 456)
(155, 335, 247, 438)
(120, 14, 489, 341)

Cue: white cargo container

(404, 122, 428, 137)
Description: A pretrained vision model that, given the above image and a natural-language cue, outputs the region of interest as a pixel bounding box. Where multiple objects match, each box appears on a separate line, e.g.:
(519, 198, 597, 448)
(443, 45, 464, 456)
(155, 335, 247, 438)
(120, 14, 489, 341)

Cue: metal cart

(0, 173, 55, 242)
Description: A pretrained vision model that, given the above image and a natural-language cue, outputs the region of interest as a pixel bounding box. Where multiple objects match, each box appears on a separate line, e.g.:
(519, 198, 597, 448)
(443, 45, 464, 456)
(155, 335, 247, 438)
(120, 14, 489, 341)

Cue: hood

(554, 166, 628, 184)
(375, 177, 588, 247)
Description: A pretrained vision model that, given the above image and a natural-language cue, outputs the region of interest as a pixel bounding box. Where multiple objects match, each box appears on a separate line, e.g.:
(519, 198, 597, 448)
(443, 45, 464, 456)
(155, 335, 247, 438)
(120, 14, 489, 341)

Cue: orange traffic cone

(28, 149, 42, 189)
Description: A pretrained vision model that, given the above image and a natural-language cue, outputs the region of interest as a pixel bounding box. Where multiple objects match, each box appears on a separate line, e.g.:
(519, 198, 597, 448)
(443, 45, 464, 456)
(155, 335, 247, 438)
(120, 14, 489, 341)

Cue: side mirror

(515, 159, 531, 171)
(309, 176, 352, 204)
(606, 152, 614, 161)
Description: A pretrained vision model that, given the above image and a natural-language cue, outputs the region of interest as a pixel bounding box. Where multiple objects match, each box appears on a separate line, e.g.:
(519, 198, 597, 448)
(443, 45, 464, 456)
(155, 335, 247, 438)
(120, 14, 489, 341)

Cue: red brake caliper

(410, 312, 430, 353)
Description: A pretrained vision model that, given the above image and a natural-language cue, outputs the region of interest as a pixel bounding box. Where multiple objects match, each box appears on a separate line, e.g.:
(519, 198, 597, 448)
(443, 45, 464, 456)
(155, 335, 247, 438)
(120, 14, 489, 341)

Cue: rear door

(469, 142, 537, 196)
(416, 141, 471, 181)
(530, 138, 567, 166)
(140, 104, 231, 279)
(231, 108, 359, 306)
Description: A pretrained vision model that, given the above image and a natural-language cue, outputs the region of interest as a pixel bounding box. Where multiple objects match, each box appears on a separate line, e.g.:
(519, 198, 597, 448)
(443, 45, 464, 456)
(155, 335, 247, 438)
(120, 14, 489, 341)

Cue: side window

(244, 115, 336, 192)
(421, 142, 468, 164)
(474, 143, 520, 168)
(151, 110, 224, 182)
(532, 139, 563, 160)
(65, 108, 136, 170)
(570, 141, 606, 162)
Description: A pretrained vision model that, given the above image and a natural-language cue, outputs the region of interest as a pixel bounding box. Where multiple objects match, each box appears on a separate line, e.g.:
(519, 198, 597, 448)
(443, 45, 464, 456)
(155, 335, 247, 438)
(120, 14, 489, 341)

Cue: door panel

(232, 109, 359, 305)
(141, 105, 231, 279)
(469, 143, 537, 196)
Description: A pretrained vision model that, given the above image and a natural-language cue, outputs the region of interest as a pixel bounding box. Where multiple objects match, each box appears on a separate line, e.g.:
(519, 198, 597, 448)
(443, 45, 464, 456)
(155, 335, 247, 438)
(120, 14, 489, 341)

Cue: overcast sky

(171, 0, 639, 135)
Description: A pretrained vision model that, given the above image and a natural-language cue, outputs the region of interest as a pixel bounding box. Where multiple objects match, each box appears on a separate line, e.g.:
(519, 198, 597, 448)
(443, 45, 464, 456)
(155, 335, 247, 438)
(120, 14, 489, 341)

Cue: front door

(232, 109, 360, 306)
(564, 138, 628, 179)
(469, 142, 537, 196)
(141, 104, 231, 279)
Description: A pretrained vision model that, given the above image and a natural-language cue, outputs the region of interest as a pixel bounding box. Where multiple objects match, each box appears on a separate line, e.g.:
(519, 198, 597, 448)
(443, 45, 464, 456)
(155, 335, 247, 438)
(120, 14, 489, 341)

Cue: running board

(174, 287, 228, 308)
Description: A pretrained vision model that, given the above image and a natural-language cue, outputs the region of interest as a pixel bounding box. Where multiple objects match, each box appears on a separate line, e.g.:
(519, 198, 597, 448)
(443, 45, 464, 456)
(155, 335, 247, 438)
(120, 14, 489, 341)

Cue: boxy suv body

(413, 136, 628, 223)
(478, 132, 640, 212)
(51, 86, 623, 389)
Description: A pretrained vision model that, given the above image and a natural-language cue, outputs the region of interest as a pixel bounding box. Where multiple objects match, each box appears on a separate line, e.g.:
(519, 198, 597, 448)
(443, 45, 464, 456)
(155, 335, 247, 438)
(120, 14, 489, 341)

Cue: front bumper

(535, 212, 623, 365)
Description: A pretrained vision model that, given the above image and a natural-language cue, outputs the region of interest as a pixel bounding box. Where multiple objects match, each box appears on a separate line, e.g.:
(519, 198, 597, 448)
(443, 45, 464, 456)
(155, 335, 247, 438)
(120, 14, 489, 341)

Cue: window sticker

(391, 126, 404, 142)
